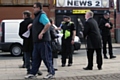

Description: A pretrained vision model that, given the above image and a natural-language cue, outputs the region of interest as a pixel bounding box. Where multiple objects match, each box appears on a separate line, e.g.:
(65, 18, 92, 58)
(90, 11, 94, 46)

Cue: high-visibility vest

(61, 21, 74, 39)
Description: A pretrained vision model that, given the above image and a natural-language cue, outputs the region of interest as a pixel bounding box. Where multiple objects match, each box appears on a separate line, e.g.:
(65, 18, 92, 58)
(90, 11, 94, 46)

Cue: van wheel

(10, 44, 22, 56)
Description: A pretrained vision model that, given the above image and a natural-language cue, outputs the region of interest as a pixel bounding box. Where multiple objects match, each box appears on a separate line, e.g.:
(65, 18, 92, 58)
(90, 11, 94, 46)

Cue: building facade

(54, 0, 116, 42)
(0, 0, 119, 42)
(0, 0, 50, 21)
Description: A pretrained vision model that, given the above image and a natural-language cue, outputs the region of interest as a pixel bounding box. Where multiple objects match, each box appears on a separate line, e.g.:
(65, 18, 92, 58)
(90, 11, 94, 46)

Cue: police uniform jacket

(99, 17, 113, 37)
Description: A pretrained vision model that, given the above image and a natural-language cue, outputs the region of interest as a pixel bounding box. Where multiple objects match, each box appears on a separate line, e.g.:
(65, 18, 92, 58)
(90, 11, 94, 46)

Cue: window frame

(0, 0, 49, 6)
(117, 0, 120, 12)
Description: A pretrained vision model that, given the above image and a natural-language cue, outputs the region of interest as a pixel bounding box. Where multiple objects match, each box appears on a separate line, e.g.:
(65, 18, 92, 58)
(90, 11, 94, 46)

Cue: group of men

(19, 2, 76, 79)
(18, 2, 116, 79)
(19, 2, 55, 79)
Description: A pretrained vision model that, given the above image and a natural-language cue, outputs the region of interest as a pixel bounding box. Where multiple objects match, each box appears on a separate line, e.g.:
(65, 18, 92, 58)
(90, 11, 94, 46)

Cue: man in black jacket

(99, 11, 116, 59)
(19, 10, 33, 74)
(83, 11, 102, 70)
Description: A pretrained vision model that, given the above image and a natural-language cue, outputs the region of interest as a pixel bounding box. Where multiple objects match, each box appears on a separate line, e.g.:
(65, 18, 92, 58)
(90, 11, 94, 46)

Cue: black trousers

(61, 40, 74, 65)
(24, 52, 32, 73)
(102, 35, 113, 57)
(22, 53, 25, 65)
(87, 48, 102, 69)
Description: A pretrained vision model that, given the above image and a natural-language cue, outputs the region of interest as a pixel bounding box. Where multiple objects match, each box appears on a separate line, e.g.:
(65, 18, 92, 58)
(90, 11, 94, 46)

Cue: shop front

(55, 0, 110, 42)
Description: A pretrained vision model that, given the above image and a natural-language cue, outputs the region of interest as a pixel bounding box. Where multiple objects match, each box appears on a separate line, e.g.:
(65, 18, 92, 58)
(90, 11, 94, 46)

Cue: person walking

(83, 11, 103, 70)
(49, 19, 59, 71)
(19, 10, 33, 74)
(25, 2, 55, 79)
(99, 11, 116, 59)
(60, 16, 76, 67)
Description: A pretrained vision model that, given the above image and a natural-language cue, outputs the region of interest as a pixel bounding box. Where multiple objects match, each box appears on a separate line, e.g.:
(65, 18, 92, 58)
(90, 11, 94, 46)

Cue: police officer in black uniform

(99, 11, 116, 59)
(60, 16, 76, 67)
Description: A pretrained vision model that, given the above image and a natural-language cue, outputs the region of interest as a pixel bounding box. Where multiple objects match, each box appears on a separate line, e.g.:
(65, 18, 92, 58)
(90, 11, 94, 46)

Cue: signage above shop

(56, 0, 109, 8)
(55, 10, 107, 15)
(73, 10, 90, 14)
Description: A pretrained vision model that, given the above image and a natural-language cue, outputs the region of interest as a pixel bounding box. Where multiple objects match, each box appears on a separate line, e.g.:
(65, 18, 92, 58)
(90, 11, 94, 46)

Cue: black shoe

(68, 64, 72, 66)
(97, 65, 102, 70)
(19, 65, 25, 68)
(104, 55, 108, 59)
(37, 71, 42, 76)
(98, 68, 102, 70)
(98, 66, 102, 70)
(61, 64, 65, 67)
(54, 68, 58, 71)
(83, 67, 92, 70)
(110, 56, 116, 59)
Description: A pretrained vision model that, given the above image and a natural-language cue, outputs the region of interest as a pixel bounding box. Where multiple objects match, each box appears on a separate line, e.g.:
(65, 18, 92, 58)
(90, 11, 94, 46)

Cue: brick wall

(0, 6, 50, 21)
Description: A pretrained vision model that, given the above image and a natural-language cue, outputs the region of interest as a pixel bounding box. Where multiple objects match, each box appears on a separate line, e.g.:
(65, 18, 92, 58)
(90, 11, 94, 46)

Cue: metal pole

(114, 9, 116, 42)
(114, 0, 117, 43)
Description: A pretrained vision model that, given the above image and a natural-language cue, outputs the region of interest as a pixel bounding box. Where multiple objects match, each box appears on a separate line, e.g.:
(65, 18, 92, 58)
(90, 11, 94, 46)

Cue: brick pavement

(5, 73, 120, 80)
(0, 44, 120, 80)
(0, 54, 120, 80)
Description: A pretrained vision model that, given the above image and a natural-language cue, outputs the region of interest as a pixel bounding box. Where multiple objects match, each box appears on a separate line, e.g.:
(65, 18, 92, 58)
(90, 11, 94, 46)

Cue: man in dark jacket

(83, 11, 102, 70)
(25, 2, 55, 79)
(99, 11, 116, 59)
(19, 10, 33, 74)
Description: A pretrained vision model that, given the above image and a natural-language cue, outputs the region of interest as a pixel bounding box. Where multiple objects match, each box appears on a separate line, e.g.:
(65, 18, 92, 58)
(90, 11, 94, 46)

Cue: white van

(0, 19, 23, 56)
(0, 19, 81, 56)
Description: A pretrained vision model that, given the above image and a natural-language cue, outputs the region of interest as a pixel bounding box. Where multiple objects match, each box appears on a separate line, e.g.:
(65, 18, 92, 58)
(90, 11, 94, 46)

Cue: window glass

(18, 0, 25, 5)
(118, 0, 120, 12)
(27, 0, 37, 5)
(0, 0, 49, 5)
(0, 0, 13, 5)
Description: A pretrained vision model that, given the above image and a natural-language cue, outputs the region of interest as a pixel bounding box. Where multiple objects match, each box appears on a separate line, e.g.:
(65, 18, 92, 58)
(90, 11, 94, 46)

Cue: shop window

(18, 0, 25, 4)
(26, 0, 37, 4)
(0, 0, 13, 5)
(118, 0, 120, 12)
(0, 0, 49, 5)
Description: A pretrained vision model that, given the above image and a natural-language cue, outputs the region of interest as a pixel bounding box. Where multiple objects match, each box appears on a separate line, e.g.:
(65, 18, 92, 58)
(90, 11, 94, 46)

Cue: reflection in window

(118, 0, 120, 12)
(0, 0, 49, 5)
(0, 0, 13, 4)
(18, 0, 25, 4)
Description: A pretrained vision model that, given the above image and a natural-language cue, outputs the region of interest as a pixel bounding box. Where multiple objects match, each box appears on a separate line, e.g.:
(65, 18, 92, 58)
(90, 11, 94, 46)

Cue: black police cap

(63, 15, 70, 18)
(103, 10, 110, 15)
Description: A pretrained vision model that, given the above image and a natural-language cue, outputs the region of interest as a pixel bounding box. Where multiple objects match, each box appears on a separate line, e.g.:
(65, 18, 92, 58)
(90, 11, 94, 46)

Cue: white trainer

(43, 74, 54, 79)
(24, 74, 36, 79)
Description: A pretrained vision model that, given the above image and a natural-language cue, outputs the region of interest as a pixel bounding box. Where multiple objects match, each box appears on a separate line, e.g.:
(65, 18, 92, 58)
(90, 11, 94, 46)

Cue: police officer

(60, 16, 76, 67)
(99, 11, 116, 59)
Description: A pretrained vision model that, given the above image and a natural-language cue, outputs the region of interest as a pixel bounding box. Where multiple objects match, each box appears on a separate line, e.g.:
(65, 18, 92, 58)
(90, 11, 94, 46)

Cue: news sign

(56, 0, 109, 8)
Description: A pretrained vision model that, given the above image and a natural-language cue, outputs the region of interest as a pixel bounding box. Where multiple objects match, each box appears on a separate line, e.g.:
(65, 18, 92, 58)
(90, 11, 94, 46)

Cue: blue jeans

(30, 41, 55, 75)
(24, 52, 32, 73)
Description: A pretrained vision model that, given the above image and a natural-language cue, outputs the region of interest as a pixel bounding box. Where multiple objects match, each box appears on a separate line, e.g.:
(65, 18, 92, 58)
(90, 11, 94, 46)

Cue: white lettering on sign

(56, 0, 109, 8)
